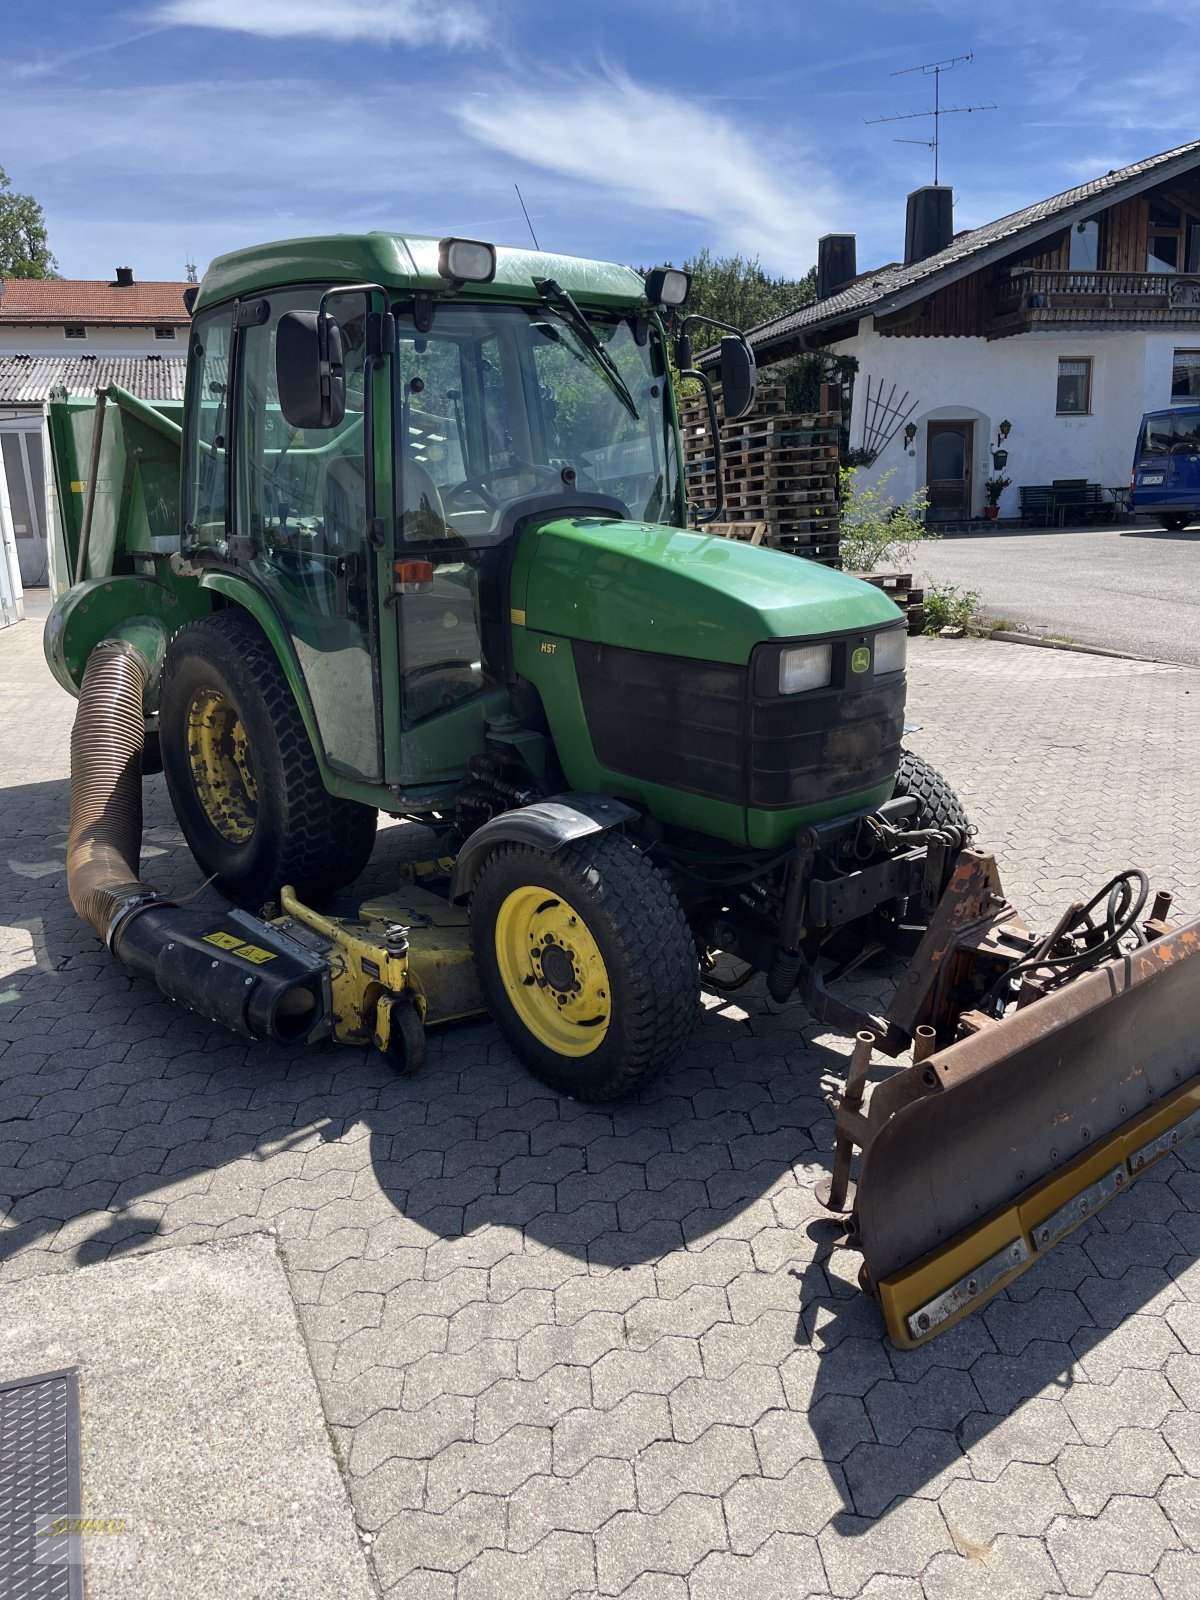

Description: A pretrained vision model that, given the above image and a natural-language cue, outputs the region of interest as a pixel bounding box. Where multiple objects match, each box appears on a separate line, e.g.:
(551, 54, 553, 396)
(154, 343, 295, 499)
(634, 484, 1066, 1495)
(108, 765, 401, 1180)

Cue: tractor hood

(515, 517, 903, 664)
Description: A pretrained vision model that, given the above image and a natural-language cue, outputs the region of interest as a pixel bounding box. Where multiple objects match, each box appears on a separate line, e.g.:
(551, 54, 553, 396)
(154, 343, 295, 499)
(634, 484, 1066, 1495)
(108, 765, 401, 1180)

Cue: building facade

(743, 141, 1200, 523)
(0, 269, 189, 592)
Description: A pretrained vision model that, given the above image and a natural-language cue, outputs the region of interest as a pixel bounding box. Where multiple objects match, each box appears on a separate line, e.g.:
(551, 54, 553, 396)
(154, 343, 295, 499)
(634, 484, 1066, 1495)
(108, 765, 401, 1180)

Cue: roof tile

(0, 278, 190, 327)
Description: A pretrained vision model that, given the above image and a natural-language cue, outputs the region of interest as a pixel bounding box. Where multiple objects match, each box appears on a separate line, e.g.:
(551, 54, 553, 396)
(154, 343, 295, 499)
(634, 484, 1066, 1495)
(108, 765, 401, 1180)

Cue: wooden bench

(1019, 482, 1111, 526)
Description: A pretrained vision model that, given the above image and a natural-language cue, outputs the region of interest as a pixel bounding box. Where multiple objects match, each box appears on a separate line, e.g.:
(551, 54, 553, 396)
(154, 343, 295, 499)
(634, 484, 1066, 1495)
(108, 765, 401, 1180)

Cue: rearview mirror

(276, 310, 346, 429)
(720, 336, 758, 421)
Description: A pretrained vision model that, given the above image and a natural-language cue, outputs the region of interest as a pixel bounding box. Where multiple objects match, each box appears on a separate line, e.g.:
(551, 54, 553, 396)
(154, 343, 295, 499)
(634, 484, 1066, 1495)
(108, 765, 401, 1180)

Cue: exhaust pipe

(67, 636, 330, 1046)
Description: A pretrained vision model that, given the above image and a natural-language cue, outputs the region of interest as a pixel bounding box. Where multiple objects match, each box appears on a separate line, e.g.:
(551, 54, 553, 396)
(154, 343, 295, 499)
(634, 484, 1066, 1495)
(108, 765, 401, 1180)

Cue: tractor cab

(178, 237, 694, 795)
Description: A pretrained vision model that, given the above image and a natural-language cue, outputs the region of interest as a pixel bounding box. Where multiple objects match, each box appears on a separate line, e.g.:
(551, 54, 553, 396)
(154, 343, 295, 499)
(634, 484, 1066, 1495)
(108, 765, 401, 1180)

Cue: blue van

(1129, 405, 1200, 530)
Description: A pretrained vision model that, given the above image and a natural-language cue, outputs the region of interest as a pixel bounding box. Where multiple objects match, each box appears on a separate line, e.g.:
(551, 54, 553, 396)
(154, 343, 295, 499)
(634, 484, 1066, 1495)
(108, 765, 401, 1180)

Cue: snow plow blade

(853, 914, 1200, 1347)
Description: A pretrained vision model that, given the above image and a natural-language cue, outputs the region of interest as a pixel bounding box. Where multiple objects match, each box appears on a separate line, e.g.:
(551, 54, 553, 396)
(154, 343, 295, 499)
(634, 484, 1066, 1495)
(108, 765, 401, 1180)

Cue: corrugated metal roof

(745, 138, 1200, 352)
(0, 277, 190, 327)
(0, 355, 187, 405)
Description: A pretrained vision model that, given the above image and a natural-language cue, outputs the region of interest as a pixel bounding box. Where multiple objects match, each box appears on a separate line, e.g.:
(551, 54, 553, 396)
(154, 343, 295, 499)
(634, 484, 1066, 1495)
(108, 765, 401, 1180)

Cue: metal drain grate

(0, 1369, 83, 1600)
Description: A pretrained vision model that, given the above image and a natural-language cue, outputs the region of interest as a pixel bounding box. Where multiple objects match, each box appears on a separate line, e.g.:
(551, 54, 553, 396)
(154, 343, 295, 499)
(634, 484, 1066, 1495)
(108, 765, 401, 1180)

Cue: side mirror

(720, 336, 758, 421)
(276, 310, 346, 429)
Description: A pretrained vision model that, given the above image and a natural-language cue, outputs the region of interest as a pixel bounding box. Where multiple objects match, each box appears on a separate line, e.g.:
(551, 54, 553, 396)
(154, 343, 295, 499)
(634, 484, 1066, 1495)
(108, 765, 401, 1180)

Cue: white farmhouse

(0, 268, 188, 601)
(743, 139, 1200, 525)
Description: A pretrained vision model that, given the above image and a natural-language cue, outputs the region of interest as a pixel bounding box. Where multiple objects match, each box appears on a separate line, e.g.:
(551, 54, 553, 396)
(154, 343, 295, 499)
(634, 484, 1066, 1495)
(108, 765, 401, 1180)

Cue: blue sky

(0, 0, 1194, 286)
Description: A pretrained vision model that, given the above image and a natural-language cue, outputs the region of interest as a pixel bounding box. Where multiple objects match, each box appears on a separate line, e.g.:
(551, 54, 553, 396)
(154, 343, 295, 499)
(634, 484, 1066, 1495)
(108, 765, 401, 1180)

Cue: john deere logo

(851, 646, 871, 675)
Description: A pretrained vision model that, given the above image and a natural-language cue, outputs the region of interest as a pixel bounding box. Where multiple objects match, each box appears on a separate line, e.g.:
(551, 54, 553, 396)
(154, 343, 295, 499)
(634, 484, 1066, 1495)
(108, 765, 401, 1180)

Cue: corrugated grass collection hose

(66, 635, 329, 1045)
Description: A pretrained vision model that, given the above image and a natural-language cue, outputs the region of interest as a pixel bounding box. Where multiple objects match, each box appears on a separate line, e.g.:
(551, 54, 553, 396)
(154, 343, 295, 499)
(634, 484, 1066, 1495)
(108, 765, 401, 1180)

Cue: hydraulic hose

(65, 635, 329, 1046)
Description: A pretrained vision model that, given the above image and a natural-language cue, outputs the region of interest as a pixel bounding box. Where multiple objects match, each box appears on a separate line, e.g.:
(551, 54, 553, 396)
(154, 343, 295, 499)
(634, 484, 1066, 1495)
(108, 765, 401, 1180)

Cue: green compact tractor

(46, 233, 1200, 1346)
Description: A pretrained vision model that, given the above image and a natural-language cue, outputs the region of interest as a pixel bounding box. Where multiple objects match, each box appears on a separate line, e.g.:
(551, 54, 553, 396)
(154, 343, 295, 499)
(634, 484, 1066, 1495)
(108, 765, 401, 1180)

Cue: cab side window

(182, 306, 235, 549)
(239, 289, 369, 577)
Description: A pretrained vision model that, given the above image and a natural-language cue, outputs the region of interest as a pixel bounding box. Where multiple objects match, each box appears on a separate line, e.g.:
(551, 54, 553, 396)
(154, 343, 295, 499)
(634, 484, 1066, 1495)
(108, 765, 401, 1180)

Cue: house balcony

(987, 268, 1200, 338)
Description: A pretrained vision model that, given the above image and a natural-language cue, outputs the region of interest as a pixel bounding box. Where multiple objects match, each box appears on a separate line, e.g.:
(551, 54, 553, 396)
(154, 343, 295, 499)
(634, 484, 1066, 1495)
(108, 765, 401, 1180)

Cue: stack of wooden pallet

(851, 572, 926, 636)
(680, 382, 841, 567)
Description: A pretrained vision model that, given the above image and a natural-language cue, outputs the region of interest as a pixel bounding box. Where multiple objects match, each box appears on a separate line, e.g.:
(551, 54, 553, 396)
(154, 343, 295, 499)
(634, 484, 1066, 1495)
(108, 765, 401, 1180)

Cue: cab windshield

(394, 303, 679, 544)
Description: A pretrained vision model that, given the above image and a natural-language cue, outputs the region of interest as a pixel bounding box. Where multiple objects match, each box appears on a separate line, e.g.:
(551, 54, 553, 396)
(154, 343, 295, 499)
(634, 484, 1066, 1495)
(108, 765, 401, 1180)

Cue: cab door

(387, 318, 510, 781)
(236, 288, 386, 782)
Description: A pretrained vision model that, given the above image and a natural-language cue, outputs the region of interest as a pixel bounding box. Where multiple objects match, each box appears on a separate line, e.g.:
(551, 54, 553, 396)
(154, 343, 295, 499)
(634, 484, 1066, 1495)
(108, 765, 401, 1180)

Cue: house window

(1057, 358, 1092, 414)
(154, 326, 176, 341)
(1145, 195, 1200, 274)
(1172, 350, 1200, 399)
(1069, 218, 1099, 271)
(64, 325, 86, 339)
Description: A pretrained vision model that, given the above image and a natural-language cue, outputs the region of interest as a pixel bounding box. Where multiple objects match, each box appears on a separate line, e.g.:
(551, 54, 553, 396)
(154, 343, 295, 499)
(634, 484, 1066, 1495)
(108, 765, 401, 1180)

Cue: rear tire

(892, 748, 972, 837)
(469, 831, 698, 1101)
(159, 609, 377, 907)
(1159, 514, 1190, 531)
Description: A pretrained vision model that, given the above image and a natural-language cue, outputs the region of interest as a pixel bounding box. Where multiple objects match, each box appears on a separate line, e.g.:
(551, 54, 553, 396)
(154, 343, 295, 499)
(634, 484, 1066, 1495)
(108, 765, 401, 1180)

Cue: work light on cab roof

(644, 266, 691, 307)
(437, 237, 497, 284)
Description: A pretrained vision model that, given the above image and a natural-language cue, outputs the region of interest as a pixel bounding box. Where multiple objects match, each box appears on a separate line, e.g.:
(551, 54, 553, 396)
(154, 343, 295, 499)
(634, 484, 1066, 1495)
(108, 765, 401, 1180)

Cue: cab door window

(238, 289, 381, 780)
(182, 306, 235, 551)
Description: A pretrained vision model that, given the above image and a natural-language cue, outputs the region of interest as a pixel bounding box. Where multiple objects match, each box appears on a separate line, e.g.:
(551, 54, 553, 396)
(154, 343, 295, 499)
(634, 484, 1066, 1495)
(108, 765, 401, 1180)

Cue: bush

(839, 467, 934, 574)
(923, 582, 981, 633)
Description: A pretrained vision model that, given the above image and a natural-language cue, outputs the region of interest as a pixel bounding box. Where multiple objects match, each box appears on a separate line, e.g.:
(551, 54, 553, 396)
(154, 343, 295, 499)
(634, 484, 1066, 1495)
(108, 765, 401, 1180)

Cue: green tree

(680, 248, 815, 336)
(0, 166, 57, 279)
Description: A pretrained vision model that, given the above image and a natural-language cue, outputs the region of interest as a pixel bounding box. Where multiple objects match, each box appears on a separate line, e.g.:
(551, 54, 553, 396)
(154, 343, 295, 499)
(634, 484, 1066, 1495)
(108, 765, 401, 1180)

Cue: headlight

(779, 642, 833, 694)
(874, 627, 907, 676)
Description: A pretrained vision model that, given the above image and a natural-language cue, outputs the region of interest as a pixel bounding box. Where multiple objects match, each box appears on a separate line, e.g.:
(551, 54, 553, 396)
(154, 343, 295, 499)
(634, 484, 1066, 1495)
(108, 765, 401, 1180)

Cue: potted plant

(983, 474, 1011, 520)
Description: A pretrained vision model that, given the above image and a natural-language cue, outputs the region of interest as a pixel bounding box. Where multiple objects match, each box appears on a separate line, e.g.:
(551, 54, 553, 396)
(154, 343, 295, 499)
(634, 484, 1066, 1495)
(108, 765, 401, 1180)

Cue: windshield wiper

(532, 277, 639, 420)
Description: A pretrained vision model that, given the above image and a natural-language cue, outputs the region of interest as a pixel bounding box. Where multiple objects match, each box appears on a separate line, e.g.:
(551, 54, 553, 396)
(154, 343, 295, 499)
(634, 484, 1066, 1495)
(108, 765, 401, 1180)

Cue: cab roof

(193, 233, 649, 314)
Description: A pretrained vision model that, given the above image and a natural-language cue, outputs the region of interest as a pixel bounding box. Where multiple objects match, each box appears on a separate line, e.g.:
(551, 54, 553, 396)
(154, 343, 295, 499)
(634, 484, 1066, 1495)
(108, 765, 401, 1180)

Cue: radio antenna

(866, 52, 995, 184)
(514, 184, 540, 251)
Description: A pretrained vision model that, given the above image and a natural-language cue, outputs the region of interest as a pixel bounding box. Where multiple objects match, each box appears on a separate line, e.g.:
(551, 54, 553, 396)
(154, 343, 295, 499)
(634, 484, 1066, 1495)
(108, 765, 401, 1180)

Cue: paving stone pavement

(2, 605, 1200, 1599)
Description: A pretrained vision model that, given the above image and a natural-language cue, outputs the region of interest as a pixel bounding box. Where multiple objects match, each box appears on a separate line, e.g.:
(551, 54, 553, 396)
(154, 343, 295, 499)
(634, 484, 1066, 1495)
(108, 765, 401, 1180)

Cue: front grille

(572, 640, 746, 802)
(573, 638, 905, 810)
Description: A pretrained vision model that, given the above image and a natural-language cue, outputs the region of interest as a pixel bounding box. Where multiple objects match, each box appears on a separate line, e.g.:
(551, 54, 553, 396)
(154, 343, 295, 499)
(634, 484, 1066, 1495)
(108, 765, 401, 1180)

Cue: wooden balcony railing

(990, 269, 1200, 330)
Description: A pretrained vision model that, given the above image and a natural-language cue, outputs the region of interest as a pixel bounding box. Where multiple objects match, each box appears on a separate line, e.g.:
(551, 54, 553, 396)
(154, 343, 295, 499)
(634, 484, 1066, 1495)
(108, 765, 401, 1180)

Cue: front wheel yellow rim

(185, 687, 258, 845)
(493, 885, 612, 1057)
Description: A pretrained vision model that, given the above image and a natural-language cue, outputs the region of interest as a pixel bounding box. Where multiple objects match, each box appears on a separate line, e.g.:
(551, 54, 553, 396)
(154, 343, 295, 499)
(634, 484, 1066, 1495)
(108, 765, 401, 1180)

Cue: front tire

(892, 748, 972, 837)
(159, 609, 377, 907)
(469, 831, 699, 1101)
(1159, 514, 1190, 531)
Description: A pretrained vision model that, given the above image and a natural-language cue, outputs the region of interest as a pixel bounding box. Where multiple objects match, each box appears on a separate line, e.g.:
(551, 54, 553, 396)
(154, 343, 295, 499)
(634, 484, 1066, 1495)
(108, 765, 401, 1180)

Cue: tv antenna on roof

(866, 52, 995, 185)
(185, 257, 198, 284)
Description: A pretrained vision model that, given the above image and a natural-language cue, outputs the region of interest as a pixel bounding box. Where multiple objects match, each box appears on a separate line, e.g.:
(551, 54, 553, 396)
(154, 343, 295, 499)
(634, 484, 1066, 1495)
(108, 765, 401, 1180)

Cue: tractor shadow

(2, 779, 1198, 1529)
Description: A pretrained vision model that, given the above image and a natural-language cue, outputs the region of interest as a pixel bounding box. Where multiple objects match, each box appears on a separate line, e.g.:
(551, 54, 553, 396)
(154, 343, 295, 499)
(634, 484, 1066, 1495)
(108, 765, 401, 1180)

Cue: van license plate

(1141, 473, 1164, 485)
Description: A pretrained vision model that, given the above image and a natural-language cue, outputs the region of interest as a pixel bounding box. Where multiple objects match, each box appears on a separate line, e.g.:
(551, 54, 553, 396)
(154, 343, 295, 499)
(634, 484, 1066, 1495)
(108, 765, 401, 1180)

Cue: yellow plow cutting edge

(852, 916, 1200, 1347)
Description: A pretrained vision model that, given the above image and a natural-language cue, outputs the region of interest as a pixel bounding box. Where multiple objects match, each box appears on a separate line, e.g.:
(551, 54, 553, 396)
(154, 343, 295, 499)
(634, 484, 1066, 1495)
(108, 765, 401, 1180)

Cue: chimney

(817, 234, 857, 300)
(904, 186, 954, 266)
(114, 266, 135, 287)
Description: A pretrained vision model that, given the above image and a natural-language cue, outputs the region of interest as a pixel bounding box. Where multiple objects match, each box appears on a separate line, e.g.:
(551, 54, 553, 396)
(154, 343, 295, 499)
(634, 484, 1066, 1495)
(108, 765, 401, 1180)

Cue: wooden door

(926, 421, 974, 520)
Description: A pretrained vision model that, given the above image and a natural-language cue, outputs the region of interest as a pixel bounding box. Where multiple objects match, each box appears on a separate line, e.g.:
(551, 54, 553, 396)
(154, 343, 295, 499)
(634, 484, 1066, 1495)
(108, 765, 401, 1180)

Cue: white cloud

(460, 70, 840, 272)
(152, 0, 489, 49)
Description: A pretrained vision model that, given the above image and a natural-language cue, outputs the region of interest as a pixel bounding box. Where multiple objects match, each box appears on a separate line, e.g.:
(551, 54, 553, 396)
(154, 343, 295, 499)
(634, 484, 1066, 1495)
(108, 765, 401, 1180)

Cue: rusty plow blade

(850, 916, 1200, 1348)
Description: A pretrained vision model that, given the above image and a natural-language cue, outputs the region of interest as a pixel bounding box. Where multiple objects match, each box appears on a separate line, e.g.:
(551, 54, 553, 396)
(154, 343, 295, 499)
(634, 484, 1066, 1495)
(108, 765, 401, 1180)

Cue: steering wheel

(442, 462, 564, 512)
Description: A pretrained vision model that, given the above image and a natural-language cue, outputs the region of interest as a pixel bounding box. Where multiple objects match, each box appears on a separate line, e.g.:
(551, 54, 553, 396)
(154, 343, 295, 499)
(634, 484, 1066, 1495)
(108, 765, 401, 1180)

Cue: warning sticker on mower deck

(203, 931, 277, 964)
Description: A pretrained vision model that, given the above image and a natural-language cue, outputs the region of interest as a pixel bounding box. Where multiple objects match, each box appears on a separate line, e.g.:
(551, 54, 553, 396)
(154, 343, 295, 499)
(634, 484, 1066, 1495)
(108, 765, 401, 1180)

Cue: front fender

(449, 794, 638, 904)
(198, 569, 329, 773)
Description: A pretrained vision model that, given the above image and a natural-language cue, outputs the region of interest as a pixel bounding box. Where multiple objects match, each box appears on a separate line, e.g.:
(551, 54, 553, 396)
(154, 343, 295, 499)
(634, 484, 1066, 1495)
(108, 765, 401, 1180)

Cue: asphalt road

(914, 521, 1200, 666)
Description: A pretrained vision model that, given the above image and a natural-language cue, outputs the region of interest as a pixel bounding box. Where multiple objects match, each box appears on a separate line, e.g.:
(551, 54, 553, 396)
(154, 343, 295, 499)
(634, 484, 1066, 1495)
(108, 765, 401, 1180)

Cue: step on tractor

(45, 233, 1200, 1347)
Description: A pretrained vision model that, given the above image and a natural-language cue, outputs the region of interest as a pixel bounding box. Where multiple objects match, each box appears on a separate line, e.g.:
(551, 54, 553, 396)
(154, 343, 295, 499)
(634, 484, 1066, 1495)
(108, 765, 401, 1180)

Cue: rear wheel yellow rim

(185, 687, 258, 845)
(493, 884, 611, 1057)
